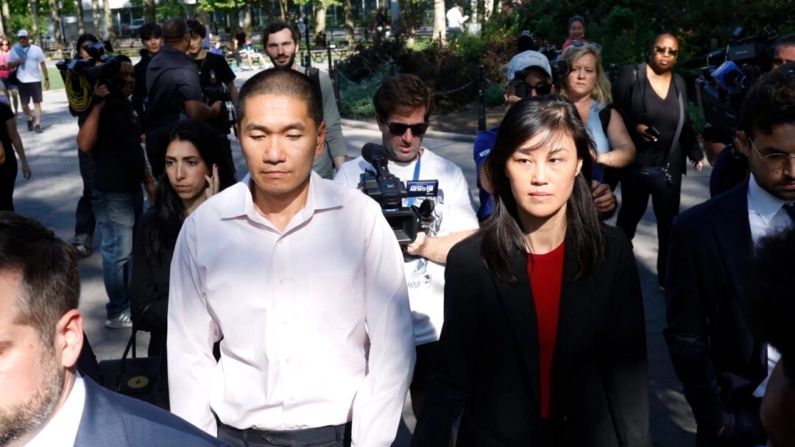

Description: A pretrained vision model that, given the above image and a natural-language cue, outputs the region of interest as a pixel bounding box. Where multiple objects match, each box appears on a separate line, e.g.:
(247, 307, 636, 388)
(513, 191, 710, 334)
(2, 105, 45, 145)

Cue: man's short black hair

(187, 19, 206, 39)
(116, 55, 132, 64)
(740, 62, 795, 139)
(236, 68, 323, 127)
(76, 33, 98, 53)
(750, 228, 795, 379)
(774, 34, 795, 51)
(0, 212, 80, 345)
(262, 21, 299, 46)
(138, 23, 162, 41)
(162, 19, 189, 44)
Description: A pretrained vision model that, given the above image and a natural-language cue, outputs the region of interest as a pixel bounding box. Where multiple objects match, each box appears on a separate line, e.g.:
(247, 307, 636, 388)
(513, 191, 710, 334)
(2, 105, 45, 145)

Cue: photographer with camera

(186, 19, 238, 180)
(76, 55, 156, 329)
(334, 74, 479, 425)
(665, 62, 795, 447)
(709, 34, 795, 198)
(146, 19, 221, 178)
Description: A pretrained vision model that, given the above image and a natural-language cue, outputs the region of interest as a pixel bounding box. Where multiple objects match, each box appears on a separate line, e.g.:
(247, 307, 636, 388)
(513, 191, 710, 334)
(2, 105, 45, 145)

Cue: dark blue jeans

(92, 189, 143, 319)
(74, 148, 96, 248)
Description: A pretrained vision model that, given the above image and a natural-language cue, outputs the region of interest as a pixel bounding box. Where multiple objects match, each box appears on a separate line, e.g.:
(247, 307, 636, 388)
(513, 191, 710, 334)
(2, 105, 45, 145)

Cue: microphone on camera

(362, 143, 390, 177)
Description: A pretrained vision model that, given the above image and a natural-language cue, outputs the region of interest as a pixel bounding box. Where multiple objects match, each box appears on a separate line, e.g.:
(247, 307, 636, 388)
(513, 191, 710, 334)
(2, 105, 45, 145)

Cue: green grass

(46, 67, 65, 91)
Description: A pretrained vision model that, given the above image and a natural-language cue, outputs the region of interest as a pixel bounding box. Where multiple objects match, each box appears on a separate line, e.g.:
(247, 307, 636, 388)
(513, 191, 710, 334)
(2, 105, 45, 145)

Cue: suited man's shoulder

(80, 377, 228, 447)
(676, 180, 748, 230)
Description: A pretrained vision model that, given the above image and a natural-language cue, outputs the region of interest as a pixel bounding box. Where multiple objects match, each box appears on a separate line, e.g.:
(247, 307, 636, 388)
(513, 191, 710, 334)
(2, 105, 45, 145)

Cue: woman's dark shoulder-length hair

(480, 95, 605, 283)
(143, 119, 236, 265)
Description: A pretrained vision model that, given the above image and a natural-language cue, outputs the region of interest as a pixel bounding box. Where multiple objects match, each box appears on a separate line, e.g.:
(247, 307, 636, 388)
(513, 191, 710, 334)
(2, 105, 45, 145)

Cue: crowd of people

(1, 13, 795, 447)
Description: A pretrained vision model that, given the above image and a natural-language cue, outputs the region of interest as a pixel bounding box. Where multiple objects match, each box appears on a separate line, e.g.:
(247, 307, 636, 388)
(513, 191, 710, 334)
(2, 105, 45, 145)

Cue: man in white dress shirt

(665, 63, 795, 447)
(168, 68, 415, 447)
(0, 212, 226, 447)
(334, 74, 479, 427)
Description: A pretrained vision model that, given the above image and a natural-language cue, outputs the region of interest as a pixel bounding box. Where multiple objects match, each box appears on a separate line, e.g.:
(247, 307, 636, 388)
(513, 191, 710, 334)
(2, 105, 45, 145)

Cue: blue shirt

(473, 127, 499, 220)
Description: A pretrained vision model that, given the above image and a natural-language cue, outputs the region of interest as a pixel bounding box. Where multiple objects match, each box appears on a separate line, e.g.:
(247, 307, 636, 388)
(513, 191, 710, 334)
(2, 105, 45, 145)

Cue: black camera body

(688, 26, 777, 140)
(359, 143, 438, 245)
(56, 41, 125, 97)
(201, 83, 236, 134)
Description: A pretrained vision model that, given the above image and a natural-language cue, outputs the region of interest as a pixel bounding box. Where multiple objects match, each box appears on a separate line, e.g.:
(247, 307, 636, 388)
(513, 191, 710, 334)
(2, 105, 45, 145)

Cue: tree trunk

(0, 0, 9, 40)
(143, 0, 155, 24)
(278, 0, 288, 21)
(243, 1, 252, 35)
(91, 0, 101, 37)
(30, 0, 40, 43)
(484, 0, 493, 20)
(343, 0, 353, 44)
(229, 8, 240, 37)
(315, 4, 326, 36)
(76, 0, 85, 36)
(433, 0, 445, 45)
(48, 0, 63, 44)
(103, 0, 115, 43)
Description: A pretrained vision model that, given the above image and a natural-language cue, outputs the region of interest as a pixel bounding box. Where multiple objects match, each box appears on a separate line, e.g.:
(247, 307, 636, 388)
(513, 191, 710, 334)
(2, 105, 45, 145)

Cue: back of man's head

(162, 19, 189, 46)
(373, 74, 433, 122)
(0, 212, 79, 344)
(236, 68, 323, 127)
(263, 21, 299, 45)
(740, 62, 795, 140)
(139, 23, 162, 41)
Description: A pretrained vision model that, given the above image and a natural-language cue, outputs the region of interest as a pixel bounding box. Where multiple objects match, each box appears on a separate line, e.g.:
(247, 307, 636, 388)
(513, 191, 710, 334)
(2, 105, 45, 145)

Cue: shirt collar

(26, 373, 86, 447)
(221, 171, 343, 223)
(748, 173, 792, 226)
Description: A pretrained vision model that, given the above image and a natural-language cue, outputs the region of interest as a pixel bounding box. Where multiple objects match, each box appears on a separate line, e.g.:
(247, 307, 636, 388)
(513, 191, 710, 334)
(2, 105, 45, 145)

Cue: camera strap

(406, 153, 423, 208)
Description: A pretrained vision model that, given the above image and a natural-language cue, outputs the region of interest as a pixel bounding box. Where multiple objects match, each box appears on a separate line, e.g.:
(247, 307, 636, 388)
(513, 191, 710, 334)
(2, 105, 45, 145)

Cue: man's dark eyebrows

(244, 122, 307, 132)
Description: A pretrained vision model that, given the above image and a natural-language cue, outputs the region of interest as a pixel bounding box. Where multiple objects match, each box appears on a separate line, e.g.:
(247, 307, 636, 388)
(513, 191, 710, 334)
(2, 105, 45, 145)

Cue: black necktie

(784, 202, 795, 225)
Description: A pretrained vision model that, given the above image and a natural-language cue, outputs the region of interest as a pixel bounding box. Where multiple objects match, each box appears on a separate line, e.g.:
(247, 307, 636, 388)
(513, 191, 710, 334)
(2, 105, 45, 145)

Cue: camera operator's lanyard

(406, 151, 423, 208)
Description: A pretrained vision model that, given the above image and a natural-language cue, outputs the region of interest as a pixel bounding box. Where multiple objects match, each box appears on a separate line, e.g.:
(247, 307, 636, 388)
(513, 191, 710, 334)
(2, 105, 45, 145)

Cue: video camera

(201, 80, 236, 134)
(687, 26, 777, 139)
(359, 143, 438, 246)
(56, 41, 124, 114)
(514, 30, 571, 90)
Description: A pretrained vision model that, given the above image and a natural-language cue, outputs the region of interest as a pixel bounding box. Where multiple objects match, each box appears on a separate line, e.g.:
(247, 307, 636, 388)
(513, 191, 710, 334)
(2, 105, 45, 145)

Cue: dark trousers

(696, 396, 766, 447)
(218, 422, 352, 447)
(74, 148, 96, 246)
(616, 165, 683, 287)
(0, 152, 17, 211)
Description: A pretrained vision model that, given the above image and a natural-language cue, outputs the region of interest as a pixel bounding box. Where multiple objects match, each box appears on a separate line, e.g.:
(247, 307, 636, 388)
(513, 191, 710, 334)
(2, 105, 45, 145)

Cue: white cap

(506, 50, 552, 82)
(17, 29, 29, 37)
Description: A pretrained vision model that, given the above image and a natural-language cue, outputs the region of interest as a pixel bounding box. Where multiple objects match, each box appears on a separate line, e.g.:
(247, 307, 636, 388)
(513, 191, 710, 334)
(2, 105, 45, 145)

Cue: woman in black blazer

(412, 96, 651, 447)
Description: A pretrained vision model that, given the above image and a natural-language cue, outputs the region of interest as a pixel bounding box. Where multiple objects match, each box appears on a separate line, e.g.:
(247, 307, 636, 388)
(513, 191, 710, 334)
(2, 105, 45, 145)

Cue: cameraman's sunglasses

(381, 120, 430, 136)
(515, 80, 554, 96)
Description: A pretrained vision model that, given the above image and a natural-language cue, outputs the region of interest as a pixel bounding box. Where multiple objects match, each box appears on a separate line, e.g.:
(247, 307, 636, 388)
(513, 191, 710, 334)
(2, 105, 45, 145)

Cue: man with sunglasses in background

(6, 29, 48, 133)
(473, 50, 616, 221)
(335, 74, 479, 426)
(665, 63, 795, 447)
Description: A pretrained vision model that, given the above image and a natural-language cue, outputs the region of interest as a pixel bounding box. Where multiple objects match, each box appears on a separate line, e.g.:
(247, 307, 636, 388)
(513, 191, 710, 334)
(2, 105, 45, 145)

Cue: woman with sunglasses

(559, 44, 635, 179)
(412, 96, 650, 447)
(612, 33, 704, 290)
(562, 15, 587, 50)
(0, 37, 20, 116)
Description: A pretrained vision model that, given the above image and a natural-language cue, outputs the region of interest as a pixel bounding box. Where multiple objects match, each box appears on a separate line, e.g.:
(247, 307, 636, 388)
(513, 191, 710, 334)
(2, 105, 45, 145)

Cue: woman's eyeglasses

(654, 46, 679, 58)
(571, 40, 602, 51)
(381, 121, 429, 136)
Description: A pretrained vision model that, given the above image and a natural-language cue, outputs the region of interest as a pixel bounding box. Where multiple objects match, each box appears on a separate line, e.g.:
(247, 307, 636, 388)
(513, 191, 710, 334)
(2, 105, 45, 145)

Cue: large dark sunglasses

(654, 46, 679, 57)
(382, 120, 429, 136)
(514, 81, 553, 97)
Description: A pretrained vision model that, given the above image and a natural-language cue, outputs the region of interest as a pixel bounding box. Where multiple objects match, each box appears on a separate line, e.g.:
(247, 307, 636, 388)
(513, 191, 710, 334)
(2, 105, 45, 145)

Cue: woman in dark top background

(0, 101, 30, 210)
(612, 33, 704, 289)
(130, 119, 235, 360)
(411, 96, 650, 447)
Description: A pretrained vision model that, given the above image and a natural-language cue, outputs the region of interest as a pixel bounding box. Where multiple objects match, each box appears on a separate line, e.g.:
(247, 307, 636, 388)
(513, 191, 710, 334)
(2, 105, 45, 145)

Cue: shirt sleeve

(214, 55, 236, 84)
(351, 199, 415, 446)
(319, 71, 346, 161)
(445, 166, 480, 233)
(35, 46, 46, 63)
(333, 161, 361, 188)
(168, 216, 223, 435)
(7, 50, 18, 63)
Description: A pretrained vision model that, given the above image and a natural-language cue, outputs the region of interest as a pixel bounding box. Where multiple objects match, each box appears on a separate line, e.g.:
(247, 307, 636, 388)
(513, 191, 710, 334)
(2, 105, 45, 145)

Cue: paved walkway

(9, 73, 710, 446)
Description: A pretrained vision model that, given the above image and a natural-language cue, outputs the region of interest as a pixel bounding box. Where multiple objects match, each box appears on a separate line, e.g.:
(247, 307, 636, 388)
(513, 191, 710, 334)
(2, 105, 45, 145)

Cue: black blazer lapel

(713, 181, 754, 314)
(494, 249, 541, 417)
(554, 239, 592, 406)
